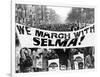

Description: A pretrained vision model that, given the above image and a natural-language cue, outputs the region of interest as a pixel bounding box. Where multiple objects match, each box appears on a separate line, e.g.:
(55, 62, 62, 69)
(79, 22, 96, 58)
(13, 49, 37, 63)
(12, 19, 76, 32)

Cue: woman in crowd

(19, 47, 33, 72)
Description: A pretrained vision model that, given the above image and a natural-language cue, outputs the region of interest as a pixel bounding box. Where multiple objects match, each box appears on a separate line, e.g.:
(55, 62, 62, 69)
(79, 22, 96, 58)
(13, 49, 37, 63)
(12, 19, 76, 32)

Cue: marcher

(19, 48, 33, 72)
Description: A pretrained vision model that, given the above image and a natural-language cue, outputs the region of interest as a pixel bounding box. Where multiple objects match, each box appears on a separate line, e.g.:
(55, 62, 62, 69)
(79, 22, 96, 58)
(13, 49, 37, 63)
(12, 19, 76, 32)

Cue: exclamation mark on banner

(78, 35, 85, 45)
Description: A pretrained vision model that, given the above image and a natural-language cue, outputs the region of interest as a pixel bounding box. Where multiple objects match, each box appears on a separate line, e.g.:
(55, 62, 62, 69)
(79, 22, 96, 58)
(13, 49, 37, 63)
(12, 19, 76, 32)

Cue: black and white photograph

(15, 3, 95, 73)
(1, 0, 100, 77)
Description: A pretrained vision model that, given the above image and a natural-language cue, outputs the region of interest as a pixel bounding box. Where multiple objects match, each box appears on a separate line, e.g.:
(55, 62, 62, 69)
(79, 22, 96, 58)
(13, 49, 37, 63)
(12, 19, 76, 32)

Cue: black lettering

(51, 33, 57, 38)
(25, 27, 31, 35)
(90, 25, 95, 33)
(58, 33, 64, 39)
(16, 25, 24, 34)
(68, 38, 78, 46)
(33, 37, 40, 46)
(35, 30, 43, 37)
(65, 33, 70, 39)
(84, 28, 89, 34)
(74, 32, 81, 38)
(43, 32, 50, 38)
(55, 39, 68, 46)
(41, 39, 47, 46)
(48, 39, 54, 46)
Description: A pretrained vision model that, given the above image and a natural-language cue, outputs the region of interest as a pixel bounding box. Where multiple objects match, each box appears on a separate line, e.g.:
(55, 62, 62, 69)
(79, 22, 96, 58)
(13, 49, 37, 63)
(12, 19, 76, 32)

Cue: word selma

(33, 36, 85, 47)
(16, 24, 94, 47)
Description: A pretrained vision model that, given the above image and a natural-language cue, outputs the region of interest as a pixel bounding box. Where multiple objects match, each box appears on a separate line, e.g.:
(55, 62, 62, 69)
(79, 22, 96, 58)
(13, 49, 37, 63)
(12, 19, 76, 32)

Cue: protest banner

(16, 23, 95, 48)
(12, 2, 95, 76)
